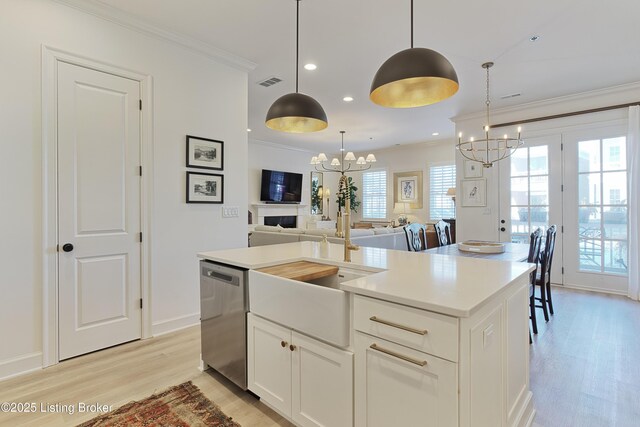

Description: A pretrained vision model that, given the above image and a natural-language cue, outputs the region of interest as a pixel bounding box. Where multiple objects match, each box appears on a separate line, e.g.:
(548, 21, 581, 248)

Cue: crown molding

(51, 0, 256, 72)
(249, 138, 317, 154)
(452, 81, 640, 123)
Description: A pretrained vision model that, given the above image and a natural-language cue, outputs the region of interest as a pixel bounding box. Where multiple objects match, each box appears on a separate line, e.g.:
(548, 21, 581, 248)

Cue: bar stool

(535, 225, 557, 321)
(528, 228, 543, 336)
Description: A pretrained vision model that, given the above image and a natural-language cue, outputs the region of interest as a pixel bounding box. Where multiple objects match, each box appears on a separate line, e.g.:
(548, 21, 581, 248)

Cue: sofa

(249, 225, 409, 251)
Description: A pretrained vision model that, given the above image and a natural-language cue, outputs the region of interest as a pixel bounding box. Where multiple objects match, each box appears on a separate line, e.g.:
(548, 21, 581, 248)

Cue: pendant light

(265, 0, 328, 133)
(370, 0, 459, 108)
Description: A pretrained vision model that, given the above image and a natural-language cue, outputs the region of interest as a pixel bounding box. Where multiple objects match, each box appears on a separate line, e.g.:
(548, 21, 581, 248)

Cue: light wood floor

(0, 287, 638, 427)
(0, 326, 293, 427)
(530, 287, 640, 427)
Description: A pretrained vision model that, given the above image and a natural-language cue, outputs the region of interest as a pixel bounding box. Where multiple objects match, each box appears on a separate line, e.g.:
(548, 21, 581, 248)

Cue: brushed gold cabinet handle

(289, 344, 296, 351)
(369, 316, 428, 335)
(281, 341, 288, 348)
(369, 343, 427, 367)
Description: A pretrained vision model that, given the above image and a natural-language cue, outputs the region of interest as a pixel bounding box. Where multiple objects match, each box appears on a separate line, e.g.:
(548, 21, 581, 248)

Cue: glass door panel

(499, 134, 563, 283)
(563, 127, 628, 293)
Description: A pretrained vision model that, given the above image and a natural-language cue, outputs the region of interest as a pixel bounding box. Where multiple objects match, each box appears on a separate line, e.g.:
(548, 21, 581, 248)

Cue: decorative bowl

(458, 241, 506, 254)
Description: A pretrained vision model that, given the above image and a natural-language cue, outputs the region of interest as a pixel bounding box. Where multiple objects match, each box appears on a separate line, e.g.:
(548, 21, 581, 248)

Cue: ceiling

(96, 0, 640, 152)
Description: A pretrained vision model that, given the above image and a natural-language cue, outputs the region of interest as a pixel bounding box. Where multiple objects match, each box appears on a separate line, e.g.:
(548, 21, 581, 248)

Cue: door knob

(289, 344, 297, 352)
(62, 243, 74, 252)
(281, 341, 287, 348)
(501, 219, 506, 224)
(500, 227, 506, 232)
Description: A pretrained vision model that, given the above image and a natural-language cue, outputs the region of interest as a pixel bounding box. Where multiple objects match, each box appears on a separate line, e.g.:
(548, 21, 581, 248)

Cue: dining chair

(403, 223, 427, 251)
(528, 228, 543, 335)
(434, 220, 452, 247)
(534, 225, 557, 322)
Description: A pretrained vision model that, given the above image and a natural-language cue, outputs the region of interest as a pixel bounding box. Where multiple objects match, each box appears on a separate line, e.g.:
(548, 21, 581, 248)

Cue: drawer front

(354, 295, 458, 362)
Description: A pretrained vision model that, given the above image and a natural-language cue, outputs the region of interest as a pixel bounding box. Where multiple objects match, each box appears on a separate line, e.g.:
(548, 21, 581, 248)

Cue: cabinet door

(247, 313, 292, 416)
(355, 332, 458, 427)
(291, 331, 353, 427)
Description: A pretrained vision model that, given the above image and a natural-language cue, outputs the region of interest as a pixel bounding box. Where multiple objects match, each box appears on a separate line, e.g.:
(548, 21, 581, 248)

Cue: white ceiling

(96, 0, 640, 152)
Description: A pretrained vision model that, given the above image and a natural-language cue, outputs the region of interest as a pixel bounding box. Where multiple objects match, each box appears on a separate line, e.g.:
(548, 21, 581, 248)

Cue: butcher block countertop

(256, 261, 339, 282)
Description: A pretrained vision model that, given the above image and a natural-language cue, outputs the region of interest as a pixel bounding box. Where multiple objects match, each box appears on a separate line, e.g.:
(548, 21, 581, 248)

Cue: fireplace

(252, 203, 307, 228)
(264, 215, 297, 228)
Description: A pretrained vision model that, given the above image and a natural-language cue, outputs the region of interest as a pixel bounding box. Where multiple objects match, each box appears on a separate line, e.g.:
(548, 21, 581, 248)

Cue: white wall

(346, 141, 456, 224)
(453, 82, 640, 243)
(248, 140, 320, 226)
(0, 0, 248, 379)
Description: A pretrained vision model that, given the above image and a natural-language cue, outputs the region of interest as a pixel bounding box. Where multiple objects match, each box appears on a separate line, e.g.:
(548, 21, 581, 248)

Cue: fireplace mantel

(252, 203, 308, 228)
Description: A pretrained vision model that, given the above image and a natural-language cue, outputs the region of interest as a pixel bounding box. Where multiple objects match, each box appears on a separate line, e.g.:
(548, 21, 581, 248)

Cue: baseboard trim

(0, 352, 42, 382)
(560, 283, 627, 296)
(514, 391, 535, 427)
(152, 312, 199, 337)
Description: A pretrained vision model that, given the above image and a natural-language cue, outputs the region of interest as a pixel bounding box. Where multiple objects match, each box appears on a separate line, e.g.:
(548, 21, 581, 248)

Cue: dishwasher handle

(202, 268, 240, 286)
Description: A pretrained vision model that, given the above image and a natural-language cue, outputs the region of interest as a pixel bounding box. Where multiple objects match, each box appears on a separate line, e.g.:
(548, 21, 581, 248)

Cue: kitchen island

(199, 241, 536, 427)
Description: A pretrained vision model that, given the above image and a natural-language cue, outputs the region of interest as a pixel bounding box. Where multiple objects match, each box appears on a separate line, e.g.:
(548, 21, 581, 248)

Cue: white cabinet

(354, 332, 458, 427)
(248, 313, 353, 427)
(354, 279, 533, 427)
(247, 313, 291, 415)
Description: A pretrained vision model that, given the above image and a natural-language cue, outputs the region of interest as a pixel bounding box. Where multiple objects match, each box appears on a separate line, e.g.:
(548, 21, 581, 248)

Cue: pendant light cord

(485, 65, 491, 128)
(295, 0, 300, 93)
(410, 0, 414, 48)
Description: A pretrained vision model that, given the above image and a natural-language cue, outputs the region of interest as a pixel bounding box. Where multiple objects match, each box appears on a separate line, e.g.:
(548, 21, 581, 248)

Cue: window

(362, 170, 387, 219)
(429, 165, 456, 220)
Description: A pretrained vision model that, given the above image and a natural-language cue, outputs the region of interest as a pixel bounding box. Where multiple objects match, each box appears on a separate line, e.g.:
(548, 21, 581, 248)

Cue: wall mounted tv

(260, 169, 303, 203)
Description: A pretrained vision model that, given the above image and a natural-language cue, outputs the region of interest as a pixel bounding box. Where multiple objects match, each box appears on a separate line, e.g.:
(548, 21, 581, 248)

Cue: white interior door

(563, 126, 628, 293)
(57, 61, 141, 360)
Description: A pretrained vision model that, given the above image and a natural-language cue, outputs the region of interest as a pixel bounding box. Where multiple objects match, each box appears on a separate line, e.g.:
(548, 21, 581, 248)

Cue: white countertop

(198, 241, 534, 317)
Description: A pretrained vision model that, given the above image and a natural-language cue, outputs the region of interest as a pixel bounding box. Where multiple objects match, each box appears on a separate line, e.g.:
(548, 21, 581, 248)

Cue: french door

(563, 126, 628, 293)
(499, 135, 563, 283)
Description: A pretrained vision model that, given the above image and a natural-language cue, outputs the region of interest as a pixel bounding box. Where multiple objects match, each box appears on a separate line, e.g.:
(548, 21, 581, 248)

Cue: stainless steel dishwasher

(200, 260, 248, 390)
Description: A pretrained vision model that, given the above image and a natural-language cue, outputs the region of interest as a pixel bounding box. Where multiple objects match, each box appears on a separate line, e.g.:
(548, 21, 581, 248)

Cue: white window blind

(362, 170, 387, 219)
(430, 164, 456, 220)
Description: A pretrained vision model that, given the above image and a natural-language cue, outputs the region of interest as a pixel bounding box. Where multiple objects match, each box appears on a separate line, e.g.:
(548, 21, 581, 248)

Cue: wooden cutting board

(257, 261, 339, 282)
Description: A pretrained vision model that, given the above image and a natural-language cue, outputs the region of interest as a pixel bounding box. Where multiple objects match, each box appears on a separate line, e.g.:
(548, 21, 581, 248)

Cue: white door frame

(42, 46, 154, 367)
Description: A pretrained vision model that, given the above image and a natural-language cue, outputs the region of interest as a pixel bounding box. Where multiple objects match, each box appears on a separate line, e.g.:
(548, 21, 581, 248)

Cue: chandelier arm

(318, 163, 340, 173)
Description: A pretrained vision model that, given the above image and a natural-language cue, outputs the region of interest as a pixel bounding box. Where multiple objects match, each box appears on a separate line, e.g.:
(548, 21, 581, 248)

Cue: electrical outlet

(222, 206, 240, 218)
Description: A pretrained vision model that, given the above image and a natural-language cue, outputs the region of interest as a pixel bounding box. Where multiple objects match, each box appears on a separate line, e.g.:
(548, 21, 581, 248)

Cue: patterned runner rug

(77, 381, 240, 426)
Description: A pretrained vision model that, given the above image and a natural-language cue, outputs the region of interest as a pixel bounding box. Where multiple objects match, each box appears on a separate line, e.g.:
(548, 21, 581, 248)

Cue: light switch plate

(222, 206, 239, 218)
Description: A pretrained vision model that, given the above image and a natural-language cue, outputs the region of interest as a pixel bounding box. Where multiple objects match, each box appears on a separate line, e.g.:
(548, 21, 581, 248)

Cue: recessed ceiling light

(304, 63, 317, 70)
(343, 96, 354, 102)
(432, 132, 439, 136)
(529, 35, 540, 42)
(247, 128, 251, 132)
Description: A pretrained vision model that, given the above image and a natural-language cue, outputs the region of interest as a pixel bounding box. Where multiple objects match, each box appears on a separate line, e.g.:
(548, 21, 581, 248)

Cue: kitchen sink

(248, 265, 375, 347)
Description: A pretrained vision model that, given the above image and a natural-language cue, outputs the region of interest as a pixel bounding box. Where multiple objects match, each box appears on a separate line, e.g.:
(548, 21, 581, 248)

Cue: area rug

(78, 381, 240, 426)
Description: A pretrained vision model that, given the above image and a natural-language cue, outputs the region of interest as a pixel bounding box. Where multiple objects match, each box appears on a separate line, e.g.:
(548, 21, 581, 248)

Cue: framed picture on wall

(187, 172, 224, 204)
(464, 160, 483, 178)
(461, 178, 486, 207)
(393, 171, 423, 209)
(186, 135, 224, 170)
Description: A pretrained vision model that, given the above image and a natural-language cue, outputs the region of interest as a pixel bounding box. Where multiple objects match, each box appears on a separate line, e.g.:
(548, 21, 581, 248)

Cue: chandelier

(457, 62, 523, 168)
(310, 131, 376, 174)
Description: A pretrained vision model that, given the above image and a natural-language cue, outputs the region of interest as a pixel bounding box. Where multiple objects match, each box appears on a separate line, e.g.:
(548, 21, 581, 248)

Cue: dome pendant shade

(370, 47, 459, 108)
(265, 92, 328, 133)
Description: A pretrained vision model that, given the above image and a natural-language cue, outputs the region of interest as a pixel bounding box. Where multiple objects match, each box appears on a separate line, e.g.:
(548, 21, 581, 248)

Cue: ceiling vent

(257, 77, 282, 87)
(500, 93, 521, 100)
